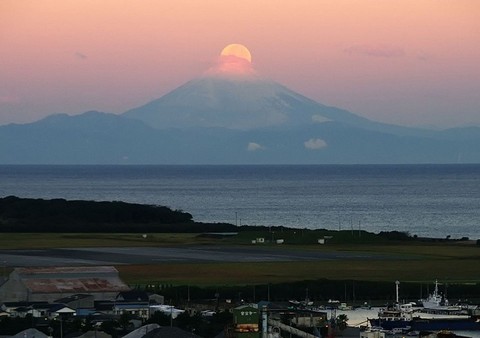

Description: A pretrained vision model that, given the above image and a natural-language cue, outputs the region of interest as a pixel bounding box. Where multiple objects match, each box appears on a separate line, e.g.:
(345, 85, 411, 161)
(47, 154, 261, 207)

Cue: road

(0, 245, 392, 267)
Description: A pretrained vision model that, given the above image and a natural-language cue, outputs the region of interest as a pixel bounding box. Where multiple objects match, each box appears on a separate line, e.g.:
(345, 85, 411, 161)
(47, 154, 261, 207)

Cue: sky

(1, 0, 479, 128)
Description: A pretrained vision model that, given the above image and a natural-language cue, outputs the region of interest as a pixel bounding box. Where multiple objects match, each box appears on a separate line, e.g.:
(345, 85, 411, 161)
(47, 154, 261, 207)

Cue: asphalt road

(0, 246, 391, 267)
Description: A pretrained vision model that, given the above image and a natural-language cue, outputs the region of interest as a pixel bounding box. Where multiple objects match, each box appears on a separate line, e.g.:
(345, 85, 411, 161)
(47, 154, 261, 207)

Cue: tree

(118, 313, 133, 330)
(147, 311, 171, 326)
(336, 314, 348, 331)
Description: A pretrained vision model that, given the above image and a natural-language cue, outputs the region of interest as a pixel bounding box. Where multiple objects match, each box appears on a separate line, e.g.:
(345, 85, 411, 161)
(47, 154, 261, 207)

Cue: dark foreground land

(1, 196, 480, 303)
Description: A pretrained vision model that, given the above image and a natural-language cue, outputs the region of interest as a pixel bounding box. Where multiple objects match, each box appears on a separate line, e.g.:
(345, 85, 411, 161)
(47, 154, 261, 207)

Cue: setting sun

(205, 43, 255, 76)
(220, 44, 252, 63)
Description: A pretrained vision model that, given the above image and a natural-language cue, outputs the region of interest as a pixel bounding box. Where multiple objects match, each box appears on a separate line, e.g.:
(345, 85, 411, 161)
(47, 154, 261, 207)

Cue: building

(229, 304, 260, 338)
(11, 328, 50, 338)
(0, 266, 130, 303)
(55, 294, 95, 309)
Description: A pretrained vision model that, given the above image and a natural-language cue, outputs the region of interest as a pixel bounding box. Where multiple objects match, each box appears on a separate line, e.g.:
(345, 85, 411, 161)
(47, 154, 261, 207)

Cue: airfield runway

(0, 246, 391, 267)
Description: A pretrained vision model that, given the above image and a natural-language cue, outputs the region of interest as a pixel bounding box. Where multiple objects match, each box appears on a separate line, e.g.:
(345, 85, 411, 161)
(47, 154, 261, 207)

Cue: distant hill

(1, 110, 480, 164)
(1, 74, 479, 164)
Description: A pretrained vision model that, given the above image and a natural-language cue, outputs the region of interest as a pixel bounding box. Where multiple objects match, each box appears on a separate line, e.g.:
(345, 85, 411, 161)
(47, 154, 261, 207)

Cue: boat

(370, 309, 480, 332)
(369, 281, 480, 331)
(410, 315, 480, 331)
(368, 281, 414, 330)
(419, 280, 470, 317)
(421, 280, 449, 309)
(338, 303, 353, 311)
(368, 303, 414, 330)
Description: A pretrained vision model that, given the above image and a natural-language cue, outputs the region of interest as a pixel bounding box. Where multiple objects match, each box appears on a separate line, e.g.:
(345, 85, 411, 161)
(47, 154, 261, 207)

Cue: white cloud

(312, 115, 331, 123)
(247, 142, 265, 151)
(304, 138, 327, 150)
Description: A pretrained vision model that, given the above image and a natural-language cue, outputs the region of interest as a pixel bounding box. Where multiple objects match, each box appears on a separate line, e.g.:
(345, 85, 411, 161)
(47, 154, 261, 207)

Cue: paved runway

(0, 246, 392, 267)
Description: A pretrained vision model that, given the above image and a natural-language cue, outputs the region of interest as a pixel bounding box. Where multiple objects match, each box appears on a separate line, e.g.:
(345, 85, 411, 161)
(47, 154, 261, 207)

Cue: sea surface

(0, 164, 479, 239)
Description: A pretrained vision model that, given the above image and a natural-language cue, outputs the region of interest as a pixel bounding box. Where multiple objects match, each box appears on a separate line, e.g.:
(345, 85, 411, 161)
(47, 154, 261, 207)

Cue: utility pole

(395, 280, 400, 303)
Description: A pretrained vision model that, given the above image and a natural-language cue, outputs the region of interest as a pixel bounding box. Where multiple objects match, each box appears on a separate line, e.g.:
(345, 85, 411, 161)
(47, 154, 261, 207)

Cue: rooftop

(24, 278, 129, 293)
(16, 266, 119, 275)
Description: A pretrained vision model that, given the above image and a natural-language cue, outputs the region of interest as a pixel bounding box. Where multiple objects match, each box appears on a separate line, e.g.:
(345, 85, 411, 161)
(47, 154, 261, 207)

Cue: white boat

(421, 280, 449, 309)
(419, 280, 468, 314)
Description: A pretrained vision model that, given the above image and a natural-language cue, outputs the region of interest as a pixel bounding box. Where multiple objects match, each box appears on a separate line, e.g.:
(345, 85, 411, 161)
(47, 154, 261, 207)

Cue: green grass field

(0, 232, 210, 249)
(1, 232, 479, 286)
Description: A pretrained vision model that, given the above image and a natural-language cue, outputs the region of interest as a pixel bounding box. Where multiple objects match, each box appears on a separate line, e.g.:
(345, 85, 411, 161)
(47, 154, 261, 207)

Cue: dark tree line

(0, 196, 235, 233)
(147, 280, 480, 306)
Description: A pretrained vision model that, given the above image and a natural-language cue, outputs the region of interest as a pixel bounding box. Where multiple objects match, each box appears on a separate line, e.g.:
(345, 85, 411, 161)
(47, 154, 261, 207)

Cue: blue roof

(114, 304, 149, 309)
(76, 308, 96, 316)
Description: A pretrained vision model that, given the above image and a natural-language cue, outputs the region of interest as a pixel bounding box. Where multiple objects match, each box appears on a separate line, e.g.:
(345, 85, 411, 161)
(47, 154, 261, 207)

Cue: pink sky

(1, 0, 479, 128)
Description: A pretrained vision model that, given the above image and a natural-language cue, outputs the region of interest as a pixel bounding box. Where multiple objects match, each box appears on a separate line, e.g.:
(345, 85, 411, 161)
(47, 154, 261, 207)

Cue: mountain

(0, 111, 172, 164)
(122, 75, 444, 139)
(123, 75, 372, 130)
(1, 110, 479, 164)
(1, 74, 480, 164)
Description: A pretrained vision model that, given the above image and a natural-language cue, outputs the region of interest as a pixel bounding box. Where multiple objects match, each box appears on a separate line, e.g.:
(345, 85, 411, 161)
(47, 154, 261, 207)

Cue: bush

(378, 231, 411, 241)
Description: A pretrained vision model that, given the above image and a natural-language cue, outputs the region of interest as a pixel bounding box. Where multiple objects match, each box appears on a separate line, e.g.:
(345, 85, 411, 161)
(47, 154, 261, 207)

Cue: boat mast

(395, 280, 400, 303)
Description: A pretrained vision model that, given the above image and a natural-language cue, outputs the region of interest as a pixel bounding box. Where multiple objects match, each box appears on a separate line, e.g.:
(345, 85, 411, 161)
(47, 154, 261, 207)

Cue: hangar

(0, 266, 130, 303)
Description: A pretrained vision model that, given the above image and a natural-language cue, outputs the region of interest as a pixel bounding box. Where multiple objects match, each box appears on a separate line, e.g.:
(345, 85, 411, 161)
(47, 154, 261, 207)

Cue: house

(1, 301, 49, 318)
(116, 290, 164, 305)
(64, 331, 112, 338)
(0, 266, 130, 303)
(148, 293, 164, 305)
(112, 290, 165, 320)
(113, 302, 150, 320)
(1, 301, 77, 320)
(116, 290, 149, 303)
(122, 324, 160, 338)
(114, 290, 151, 320)
(55, 294, 95, 309)
(47, 303, 76, 318)
(11, 328, 49, 338)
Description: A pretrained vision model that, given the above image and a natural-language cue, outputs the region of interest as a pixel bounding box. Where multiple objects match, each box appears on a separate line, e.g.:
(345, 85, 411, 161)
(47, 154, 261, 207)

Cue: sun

(220, 44, 252, 63)
(204, 43, 255, 77)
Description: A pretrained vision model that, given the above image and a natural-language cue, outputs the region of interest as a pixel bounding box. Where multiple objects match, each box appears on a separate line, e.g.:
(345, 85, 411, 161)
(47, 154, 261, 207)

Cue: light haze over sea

(1, 164, 479, 240)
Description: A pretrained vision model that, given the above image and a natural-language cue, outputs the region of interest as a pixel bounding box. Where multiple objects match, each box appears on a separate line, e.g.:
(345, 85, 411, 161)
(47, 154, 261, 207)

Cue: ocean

(0, 164, 479, 239)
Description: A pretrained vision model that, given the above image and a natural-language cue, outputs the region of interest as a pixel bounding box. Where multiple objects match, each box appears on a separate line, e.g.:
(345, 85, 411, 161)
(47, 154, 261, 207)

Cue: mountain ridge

(1, 74, 480, 164)
(1, 110, 479, 164)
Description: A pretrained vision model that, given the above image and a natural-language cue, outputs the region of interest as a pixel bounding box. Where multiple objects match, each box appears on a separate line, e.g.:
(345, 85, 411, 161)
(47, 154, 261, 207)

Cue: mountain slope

(0, 111, 174, 164)
(123, 76, 373, 130)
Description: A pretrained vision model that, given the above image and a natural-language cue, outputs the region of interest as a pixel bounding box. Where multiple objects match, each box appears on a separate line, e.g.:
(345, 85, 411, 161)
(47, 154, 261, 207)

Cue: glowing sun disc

(220, 44, 252, 63)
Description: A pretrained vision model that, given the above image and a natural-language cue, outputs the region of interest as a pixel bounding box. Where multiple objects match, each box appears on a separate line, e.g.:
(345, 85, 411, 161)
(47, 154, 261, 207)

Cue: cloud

(247, 142, 265, 151)
(304, 138, 327, 150)
(204, 55, 257, 78)
(416, 51, 433, 62)
(312, 115, 331, 123)
(344, 44, 405, 58)
(74, 52, 88, 60)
